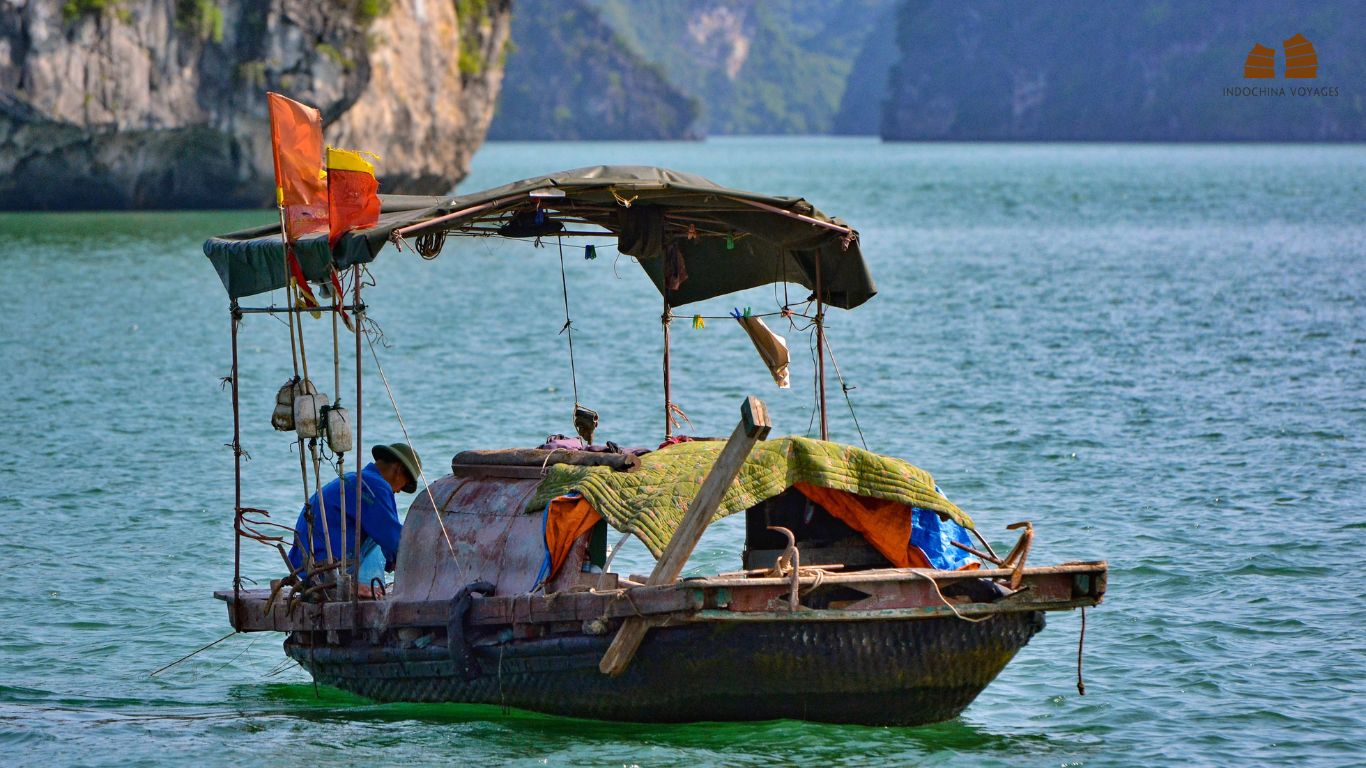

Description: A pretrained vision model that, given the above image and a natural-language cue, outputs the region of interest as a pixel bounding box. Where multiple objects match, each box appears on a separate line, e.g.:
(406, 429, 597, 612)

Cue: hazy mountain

(490, 0, 699, 140)
(590, 0, 893, 135)
(882, 0, 1365, 141)
(832, 1, 898, 135)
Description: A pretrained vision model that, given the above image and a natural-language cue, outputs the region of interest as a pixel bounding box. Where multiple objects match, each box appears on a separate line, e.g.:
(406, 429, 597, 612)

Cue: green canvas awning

(203, 166, 876, 309)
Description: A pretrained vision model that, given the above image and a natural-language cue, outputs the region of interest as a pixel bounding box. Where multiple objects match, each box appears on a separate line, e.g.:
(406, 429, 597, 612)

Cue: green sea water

(1, 138, 1363, 766)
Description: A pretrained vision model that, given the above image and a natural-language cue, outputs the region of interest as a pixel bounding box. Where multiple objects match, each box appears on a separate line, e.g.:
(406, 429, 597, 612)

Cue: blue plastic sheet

(911, 507, 977, 570)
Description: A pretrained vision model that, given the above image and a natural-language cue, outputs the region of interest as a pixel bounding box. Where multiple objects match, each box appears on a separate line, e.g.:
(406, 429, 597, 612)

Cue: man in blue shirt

(287, 443, 422, 595)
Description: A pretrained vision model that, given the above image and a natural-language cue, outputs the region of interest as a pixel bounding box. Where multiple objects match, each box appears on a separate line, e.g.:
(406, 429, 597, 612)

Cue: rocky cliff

(882, 0, 1365, 141)
(488, 0, 697, 141)
(0, 0, 511, 210)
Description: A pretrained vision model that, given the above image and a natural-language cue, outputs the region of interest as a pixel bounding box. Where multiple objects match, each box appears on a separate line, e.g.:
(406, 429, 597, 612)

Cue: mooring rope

(905, 569, 994, 624)
(1077, 606, 1087, 695)
(149, 632, 237, 677)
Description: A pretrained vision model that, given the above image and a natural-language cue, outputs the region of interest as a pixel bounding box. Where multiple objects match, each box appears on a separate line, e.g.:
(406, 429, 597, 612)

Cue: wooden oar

(599, 396, 772, 676)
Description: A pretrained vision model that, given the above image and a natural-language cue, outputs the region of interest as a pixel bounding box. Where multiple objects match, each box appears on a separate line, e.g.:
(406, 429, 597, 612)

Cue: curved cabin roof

(203, 165, 877, 309)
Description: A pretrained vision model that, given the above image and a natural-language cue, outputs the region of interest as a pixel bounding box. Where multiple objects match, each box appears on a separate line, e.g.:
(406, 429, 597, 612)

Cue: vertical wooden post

(815, 254, 828, 440)
(662, 298, 672, 439)
(230, 302, 243, 629)
(599, 396, 772, 676)
(352, 265, 364, 627)
(333, 299, 347, 596)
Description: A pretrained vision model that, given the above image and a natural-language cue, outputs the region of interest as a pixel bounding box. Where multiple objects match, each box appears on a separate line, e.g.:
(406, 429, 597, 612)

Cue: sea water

(0, 138, 1362, 766)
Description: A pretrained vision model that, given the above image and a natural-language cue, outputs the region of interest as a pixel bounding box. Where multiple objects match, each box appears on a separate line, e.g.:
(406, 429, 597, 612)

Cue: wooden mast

(815, 254, 828, 440)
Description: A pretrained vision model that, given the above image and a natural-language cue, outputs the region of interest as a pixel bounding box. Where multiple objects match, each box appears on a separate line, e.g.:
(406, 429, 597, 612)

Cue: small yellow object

(692, 315, 705, 329)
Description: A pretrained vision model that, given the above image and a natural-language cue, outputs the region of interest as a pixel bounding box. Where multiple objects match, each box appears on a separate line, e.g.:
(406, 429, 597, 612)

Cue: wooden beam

(599, 396, 771, 676)
(691, 597, 1102, 623)
(683, 561, 1107, 589)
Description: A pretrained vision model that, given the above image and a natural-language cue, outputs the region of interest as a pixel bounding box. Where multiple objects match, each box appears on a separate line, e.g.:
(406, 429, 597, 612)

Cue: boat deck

(215, 561, 1106, 634)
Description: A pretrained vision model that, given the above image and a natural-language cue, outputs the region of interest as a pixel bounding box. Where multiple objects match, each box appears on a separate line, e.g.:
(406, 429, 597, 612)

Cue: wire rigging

(363, 320, 461, 564)
(824, 336, 868, 450)
(556, 235, 581, 406)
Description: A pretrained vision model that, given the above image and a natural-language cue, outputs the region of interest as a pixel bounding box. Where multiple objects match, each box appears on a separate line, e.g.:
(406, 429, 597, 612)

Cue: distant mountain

(882, 0, 1366, 141)
(591, 0, 893, 135)
(832, 1, 899, 135)
(489, 0, 699, 140)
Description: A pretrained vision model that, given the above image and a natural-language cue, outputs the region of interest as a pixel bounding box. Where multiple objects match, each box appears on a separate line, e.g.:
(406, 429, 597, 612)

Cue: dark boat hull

(286, 611, 1045, 725)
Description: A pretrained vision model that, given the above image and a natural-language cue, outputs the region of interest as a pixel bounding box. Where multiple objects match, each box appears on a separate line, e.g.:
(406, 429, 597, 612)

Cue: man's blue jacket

(287, 462, 403, 575)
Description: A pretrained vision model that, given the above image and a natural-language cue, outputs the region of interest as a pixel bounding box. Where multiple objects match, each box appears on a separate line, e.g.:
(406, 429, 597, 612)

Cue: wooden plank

(683, 561, 1107, 589)
(214, 560, 1106, 634)
(600, 396, 772, 676)
(691, 597, 1101, 623)
(450, 463, 547, 479)
(743, 545, 883, 570)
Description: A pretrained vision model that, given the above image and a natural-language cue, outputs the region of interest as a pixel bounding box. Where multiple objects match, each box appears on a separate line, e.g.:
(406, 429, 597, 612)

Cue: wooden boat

(206, 165, 1106, 726)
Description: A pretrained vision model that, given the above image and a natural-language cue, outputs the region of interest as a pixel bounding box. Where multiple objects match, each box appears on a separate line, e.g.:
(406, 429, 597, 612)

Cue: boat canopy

(203, 165, 877, 309)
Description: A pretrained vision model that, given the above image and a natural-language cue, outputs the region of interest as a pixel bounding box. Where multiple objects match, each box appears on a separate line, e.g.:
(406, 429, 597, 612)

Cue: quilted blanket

(527, 436, 971, 557)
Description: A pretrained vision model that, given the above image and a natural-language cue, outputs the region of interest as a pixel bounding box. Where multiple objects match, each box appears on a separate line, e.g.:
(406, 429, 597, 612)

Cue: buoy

(272, 378, 317, 431)
(294, 391, 330, 439)
(322, 405, 352, 454)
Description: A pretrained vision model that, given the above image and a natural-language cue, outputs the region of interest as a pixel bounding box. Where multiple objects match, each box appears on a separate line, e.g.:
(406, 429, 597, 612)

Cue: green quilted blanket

(527, 436, 971, 557)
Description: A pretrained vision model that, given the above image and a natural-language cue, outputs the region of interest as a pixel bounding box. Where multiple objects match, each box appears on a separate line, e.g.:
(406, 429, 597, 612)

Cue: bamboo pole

(235, 304, 362, 315)
(662, 297, 672, 439)
(815, 254, 828, 441)
(333, 284, 347, 597)
(352, 265, 364, 627)
(230, 302, 243, 629)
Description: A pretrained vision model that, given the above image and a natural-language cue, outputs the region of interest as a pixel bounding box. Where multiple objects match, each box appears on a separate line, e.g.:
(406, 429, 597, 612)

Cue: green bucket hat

(372, 443, 422, 493)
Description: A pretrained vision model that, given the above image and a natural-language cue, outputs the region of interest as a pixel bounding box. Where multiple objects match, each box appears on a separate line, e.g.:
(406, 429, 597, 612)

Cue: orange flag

(267, 92, 328, 241)
(327, 147, 381, 247)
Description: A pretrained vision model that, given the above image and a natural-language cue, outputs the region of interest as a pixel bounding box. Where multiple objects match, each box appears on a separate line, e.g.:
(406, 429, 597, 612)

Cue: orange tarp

(793, 482, 934, 569)
(267, 92, 328, 240)
(545, 485, 976, 578)
(545, 495, 603, 581)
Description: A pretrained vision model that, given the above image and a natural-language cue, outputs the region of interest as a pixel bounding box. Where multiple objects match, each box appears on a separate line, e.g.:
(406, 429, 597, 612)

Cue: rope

(556, 236, 580, 405)
(362, 325, 460, 564)
(415, 231, 445, 260)
(906, 570, 994, 623)
(149, 632, 236, 677)
(1077, 607, 1087, 695)
(824, 336, 868, 450)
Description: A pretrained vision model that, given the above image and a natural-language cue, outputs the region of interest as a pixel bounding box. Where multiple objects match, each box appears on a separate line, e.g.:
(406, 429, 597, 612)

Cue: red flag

(326, 147, 381, 247)
(288, 253, 321, 312)
(267, 92, 328, 241)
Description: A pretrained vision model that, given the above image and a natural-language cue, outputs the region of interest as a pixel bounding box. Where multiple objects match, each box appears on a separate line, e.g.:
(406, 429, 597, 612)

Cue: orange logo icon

(1282, 34, 1317, 78)
(1244, 43, 1275, 78)
(1243, 34, 1318, 79)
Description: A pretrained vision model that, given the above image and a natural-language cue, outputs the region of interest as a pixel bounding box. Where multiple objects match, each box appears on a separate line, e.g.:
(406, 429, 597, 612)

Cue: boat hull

(286, 611, 1045, 725)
